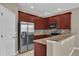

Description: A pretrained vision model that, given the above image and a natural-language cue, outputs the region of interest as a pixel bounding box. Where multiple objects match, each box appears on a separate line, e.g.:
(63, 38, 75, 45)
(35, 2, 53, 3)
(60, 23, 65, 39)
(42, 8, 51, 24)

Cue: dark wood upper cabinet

(59, 12, 71, 29)
(43, 18, 49, 29)
(18, 11, 71, 29)
(46, 12, 71, 29)
(18, 11, 33, 22)
(18, 11, 45, 29)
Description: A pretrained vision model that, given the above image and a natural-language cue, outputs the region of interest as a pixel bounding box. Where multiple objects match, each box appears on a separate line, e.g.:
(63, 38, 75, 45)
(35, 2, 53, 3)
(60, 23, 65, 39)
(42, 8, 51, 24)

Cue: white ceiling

(18, 3, 79, 18)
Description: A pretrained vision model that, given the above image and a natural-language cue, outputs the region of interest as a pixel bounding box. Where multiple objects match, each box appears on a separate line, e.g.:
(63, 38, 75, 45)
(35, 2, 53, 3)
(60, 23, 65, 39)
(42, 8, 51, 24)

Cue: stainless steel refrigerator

(18, 21, 34, 53)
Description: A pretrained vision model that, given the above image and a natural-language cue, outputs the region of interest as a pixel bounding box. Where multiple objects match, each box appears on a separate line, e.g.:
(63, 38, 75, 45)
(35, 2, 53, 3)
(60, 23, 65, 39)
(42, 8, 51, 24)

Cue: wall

(47, 35, 75, 56)
(0, 3, 18, 53)
(71, 7, 79, 48)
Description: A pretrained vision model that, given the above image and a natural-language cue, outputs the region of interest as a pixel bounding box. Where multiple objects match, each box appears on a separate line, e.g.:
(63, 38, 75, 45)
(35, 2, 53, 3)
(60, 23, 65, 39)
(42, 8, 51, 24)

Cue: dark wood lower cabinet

(34, 42, 46, 56)
(34, 35, 48, 40)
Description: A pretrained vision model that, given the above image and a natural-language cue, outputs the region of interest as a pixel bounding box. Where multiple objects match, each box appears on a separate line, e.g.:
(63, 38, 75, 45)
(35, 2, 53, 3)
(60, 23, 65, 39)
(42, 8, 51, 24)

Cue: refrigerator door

(20, 23, 28, 53)
(21, 32, 27, 46)
(27, 23, 34, 51)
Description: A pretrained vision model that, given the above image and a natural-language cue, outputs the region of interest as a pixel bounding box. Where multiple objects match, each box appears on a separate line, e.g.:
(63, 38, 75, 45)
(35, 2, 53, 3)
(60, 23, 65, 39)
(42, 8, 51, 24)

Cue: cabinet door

(48, 17, 54, 24)
(44, 19, 47, 29)
(34, 17, 45, 29)
(0, 5, 16, 56)
(59, 15, 65, 29)
(30, 16, 34, 22)
(37, 18, 41, 29)
(34, 42, 46, 56)
(65, 13, 71, 29)
(59, 13, 71, 29)
(34, 17, 38, 29)
(39, 19, 44, 29)
(34, 17, 40, 29)
(18, 11, 26, 21)
(53, 16, 61, 29)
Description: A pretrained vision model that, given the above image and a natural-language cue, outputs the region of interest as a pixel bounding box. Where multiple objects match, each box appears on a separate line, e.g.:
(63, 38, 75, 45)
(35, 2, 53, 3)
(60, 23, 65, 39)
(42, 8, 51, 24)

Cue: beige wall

(0, 3, 18, 52)
(71, 7, 79, 47)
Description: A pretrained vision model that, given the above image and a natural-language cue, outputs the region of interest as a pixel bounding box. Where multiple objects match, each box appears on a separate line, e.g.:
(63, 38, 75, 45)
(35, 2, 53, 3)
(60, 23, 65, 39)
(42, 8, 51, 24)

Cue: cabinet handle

(1, 35, 3, 38)
(1, 12, 3, 16)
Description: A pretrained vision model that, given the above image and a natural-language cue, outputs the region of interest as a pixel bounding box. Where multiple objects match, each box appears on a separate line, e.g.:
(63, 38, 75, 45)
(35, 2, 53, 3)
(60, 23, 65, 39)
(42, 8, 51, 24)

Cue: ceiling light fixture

(57, 8, 61, 11)
(30, 6, 34, 9)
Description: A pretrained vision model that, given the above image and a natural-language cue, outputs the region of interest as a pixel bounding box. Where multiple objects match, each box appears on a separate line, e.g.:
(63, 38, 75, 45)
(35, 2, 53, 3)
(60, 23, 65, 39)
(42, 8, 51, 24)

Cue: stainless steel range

(18, 21, 34, 53)
(49, 22, 61, 36)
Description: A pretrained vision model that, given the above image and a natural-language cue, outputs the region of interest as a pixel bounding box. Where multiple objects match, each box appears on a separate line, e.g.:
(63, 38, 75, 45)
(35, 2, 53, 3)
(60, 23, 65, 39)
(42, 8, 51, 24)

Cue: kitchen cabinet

(34, 42, 46, 56)
(46, 15, 61, 29)
(18, 11, 45, 29)
(47, 16, 59, 29)
(38, 18, 45, 29)
(18, 11, 35, 22)
(34, 16, 40, 29)
(34, 34, 48, 40)
(59, 12, 71, 29)
(0, 5, 16, 56)
(33, 17, 45, 29)
(48, 17, 58, 25)
(46, 12, 71, 29)
(18, 11, 71, 29)
(44, 18, 49, 29)
(18, 11, 29, 22)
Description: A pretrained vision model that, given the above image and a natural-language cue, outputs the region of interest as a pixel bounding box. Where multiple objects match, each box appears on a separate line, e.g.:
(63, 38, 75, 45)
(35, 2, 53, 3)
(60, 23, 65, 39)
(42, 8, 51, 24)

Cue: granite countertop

(34, 37, 50, 45)
(34, 33, 75, 45)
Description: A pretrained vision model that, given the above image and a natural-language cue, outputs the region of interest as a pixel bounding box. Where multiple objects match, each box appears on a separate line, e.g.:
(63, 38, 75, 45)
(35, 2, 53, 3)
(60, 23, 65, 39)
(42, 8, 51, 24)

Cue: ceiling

(18, 3, 79, 18)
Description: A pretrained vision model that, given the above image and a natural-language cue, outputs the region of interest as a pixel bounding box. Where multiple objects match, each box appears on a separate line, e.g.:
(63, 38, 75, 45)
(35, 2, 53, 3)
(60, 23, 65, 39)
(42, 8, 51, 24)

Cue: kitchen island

(34, 33, 75, 56)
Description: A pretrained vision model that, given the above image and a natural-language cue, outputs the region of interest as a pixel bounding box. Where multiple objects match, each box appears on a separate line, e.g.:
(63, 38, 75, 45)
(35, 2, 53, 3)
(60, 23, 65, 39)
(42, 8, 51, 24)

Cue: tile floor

(17, 49, 79, 56)
(17, 50, 34, 56)
(71, 49, 79, 56)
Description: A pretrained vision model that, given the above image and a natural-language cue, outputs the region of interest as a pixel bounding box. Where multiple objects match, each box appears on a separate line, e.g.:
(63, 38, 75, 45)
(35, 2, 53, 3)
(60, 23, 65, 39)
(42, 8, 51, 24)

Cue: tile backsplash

(35, 30, 45, 35)
(60, 29, 71, 34)
(35, 29, 71, 35)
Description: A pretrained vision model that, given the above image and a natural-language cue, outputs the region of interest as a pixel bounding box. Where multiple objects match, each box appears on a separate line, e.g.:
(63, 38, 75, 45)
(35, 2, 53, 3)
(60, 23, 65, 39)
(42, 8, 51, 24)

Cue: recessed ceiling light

(57, 8, 61, 11)
(30, 6, 34, 9)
